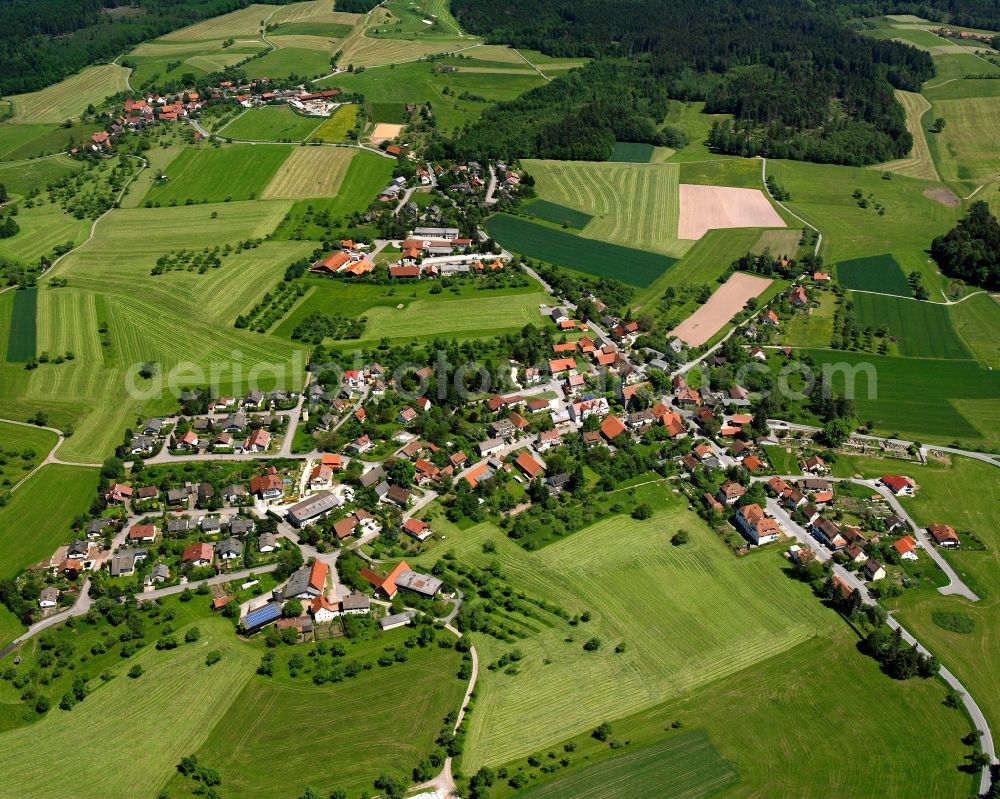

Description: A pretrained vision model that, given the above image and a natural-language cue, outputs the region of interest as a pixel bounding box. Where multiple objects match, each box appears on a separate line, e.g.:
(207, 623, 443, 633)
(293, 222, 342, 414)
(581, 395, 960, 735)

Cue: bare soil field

(670, 272, 773, 346)
(369, 122, 404, 143)
(924, 186, 960, 207)
(677, 184, 785, 240)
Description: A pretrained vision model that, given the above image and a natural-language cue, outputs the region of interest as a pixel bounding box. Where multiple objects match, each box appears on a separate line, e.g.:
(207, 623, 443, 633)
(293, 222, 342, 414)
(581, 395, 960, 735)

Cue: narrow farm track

(845, 286, 988, 305)
(512, 48, 550, 80)
(761, 157, 822, 257)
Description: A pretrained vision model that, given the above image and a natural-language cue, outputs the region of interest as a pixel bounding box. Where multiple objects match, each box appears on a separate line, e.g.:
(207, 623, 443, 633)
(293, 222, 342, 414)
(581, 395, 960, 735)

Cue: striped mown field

(7, 65, 129, 123)
(262, 146, 355, 198)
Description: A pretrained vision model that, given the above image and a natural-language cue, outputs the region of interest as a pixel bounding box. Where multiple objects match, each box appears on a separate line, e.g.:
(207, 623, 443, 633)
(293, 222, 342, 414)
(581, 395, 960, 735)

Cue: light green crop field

(851, 293, 972, 359)
(309, 104, 359, 141)
(765, 159, 959, 291)
(7, 65, 129, 123)
(799, 348, 1000, 447)
(243, 46, 334, 80)
(0, 617, 258, 799)
(218, 105, 325, 141)
(181, 644, 465, 799)
(357, 290, 549, 344)
(142, 144, 292, 205)
(522, 160, 690, 258)
(0, 154, 82, 197)
(928, 96, 1000, 189)
(510, 732, 738, 799)
(951, 293, 1000, 368)
(0, 464, 99, 578)
(415, 505, 836, 768)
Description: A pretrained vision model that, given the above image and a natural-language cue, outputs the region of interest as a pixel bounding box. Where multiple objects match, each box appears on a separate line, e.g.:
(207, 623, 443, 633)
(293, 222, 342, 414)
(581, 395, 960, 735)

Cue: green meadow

(522, 199, 592, 230)
(142, 145, 292, 205)
(836, 254, 911, 296)
(852, 293, 971, 359)
(485, 214, 676, 288)
(218, 106, 326, 141)
(5, 288, 36, 362)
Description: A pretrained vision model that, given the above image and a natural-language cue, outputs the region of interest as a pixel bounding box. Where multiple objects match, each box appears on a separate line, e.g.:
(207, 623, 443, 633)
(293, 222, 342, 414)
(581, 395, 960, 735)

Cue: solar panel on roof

(244, 603, 280, 627)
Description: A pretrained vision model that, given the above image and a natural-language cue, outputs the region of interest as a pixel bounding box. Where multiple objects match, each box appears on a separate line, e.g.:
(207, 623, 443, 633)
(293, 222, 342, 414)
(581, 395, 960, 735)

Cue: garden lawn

(510, 731, 737, 799)
(799, 348, 1000, 447)
(415, 504, 837, 768)
(852, 293, 971, 359)
(485, 215, 676, 288)
(0, 617, 257, 799)
(521, 159, 689, 258)
(218, 106, 325, 141)
(142, 145, 292, 205)
(180, 644, 465, 799)
(0, 464, 99, 578)
(836, 254, 911, 296)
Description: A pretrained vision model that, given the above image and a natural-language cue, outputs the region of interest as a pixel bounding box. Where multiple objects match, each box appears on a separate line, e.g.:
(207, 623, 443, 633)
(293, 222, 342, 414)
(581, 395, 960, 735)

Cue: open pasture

(356, 290, 549, 344)
(0, 617, 257, 799)
(751, 228, 802, 257)
(671, 273, 772, 346)
(309, 104, 358, 141)
(512, 732, 738, 799)
(800, 348, 1000, 446)
(183, 644, 465, 799)
(929, 96, 1000, 189)
(7, 65, 128, 123)
(765, 160, 959, 288)
(835, 254, 911, 296)
(677, 184, 785, 240)
(0, 121, 95, 162)
(0, 465, 99, 578)
(0, 155, 82, 197)
(0, 421, 57, 491)
(242, 46, 333, 80)
(218, 105, 325, 141)
(261, 146, 355, 198)
(485, 214, 676, 288)
(852, 293, 971, 359)
(522, 159, 688, 257)
(950, 293, 1000, 368)
(142, 144, 292, 205)
(416, 506, 838, 768)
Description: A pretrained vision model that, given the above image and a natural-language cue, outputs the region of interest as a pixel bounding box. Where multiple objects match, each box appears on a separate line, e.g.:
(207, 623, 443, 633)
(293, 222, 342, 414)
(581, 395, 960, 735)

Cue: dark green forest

(835, 0, 1000, 31)
(445, 0, 934, 165)
(931, 201, 1000, 290)
(0, 0, 296, 95)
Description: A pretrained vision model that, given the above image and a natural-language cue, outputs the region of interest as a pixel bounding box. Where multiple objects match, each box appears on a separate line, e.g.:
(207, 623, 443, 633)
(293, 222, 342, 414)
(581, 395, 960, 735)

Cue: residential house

(880, 474, 917, 496)
(145, 563, 170, 585)
(514, 451, 544, 480)
(380, 610, 416, 631)
(309, 464, 334, 489)
(845, 543, 868, 564)
(176, 430, 199, 450)
(928, 523, 960, 548)
(600, 415, 628, 442)
(127, 524, 158, 544)
(810, 517, 847, 550)
(182, 542, 214, 567)
(717, 480, 746, 505)
(250, 469, 283, 500)
(39, 587, 59, 609)
(280, 560, 328, 600)
(476, 438, 505, 458)
(104, 483, 133, 504)
(109, 548, 147, 577)
(244, 428, 271, 453)
(801, 455, 828, 475)
(340, 590, 370, 615)
(385, 485, 411, 508)
(310, 595, 340, 623)
(403, 518, 432, 541)
(863, 559, 886, 582)
(735, 504, 781, 546)
(894, 535, 919, 561)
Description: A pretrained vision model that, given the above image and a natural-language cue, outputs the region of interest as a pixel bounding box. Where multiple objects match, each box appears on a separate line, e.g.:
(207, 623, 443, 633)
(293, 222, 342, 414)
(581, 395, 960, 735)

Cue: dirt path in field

(761, 158, 822, 257)
(670, 272, 772, 346)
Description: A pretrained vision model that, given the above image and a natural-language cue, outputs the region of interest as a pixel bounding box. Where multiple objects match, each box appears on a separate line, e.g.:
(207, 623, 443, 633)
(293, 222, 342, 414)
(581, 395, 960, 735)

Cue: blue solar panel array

(244, 602, 280, 628)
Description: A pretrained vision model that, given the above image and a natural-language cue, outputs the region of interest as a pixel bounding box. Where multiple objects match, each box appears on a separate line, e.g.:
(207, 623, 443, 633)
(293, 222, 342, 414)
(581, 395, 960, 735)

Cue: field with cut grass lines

(7, 65, 129, 123)
(522, 159, 689, 257)
(951, 293, 1000, 368)
(159, 4, 274, 41)
(0, 617, 257, 799)
(874, 91, 939, 181)
(262, 146, 355, 198)
(930, 96, 1000, 189)
(852, 293, 971, 359)
(271, 0, 361, 25)
(414, 507, 835, 768)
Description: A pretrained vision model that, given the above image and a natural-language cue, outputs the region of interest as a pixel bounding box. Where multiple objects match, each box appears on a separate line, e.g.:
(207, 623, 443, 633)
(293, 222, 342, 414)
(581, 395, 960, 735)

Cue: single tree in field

(930, 117, 946, 133)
